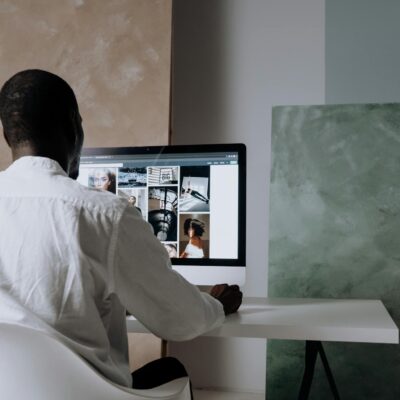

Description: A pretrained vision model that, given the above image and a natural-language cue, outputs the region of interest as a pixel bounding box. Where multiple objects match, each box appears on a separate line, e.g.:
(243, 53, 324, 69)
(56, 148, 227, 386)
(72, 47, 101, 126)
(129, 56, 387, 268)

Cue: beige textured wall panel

(0, 0, 172, 170)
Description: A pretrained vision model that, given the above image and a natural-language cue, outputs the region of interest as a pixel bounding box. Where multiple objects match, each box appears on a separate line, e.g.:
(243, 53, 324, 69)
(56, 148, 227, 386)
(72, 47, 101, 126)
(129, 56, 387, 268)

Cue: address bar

(80, 163, 123, 168)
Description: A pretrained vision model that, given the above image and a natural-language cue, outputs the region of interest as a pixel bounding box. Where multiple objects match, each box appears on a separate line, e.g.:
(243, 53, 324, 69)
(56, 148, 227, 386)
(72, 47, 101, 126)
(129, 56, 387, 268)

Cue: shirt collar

(6, 156, 68, 177)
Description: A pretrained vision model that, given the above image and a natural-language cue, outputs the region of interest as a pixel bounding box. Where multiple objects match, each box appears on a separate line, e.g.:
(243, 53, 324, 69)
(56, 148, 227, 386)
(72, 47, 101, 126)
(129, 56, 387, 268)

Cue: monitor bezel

(81, 143, 246, 268)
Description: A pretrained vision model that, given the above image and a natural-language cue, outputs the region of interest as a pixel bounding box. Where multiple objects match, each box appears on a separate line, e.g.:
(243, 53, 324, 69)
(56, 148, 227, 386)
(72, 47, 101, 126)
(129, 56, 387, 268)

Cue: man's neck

(11, 144, 37, 160)
(11, 144, 69, 174)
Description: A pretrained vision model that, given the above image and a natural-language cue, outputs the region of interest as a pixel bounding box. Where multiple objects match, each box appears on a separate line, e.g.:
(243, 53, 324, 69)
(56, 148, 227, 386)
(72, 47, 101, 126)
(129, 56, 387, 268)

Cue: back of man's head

(0, 69, 78, 149)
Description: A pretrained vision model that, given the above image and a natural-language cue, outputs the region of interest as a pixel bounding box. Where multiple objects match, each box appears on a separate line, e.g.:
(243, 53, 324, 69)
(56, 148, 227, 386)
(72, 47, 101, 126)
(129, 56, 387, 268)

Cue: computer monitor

(78, 143, 246, 285)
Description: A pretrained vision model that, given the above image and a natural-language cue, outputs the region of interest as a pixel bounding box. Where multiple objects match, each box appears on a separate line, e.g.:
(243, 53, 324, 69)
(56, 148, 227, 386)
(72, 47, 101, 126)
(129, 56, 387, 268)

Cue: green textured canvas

(267, 104, 400, 399)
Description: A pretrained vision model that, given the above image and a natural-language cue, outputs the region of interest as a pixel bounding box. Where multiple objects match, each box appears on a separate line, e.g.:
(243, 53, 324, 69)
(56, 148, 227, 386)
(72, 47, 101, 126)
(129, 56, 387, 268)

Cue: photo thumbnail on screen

(148, 167, 179, 186)
(118, 188, 147, 219)
(179, 214, 210, 259)
(118, 168, 147, 188)
(87, 168, 117, 194)
(148, 187, 178, 241)
(163, 243, 178, 258)
(180, 166, 210, 212)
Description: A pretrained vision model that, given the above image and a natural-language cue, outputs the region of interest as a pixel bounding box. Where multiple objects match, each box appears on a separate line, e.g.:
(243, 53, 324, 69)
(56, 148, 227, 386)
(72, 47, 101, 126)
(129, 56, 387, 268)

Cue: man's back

(0, 156, 226, 387)
(0, 156, 133, 386)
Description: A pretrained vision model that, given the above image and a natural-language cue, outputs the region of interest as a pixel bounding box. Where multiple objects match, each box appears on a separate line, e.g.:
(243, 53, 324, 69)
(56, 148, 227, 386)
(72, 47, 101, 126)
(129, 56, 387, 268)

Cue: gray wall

(326, 0, 400, 104)
(170, 0, 324, 393)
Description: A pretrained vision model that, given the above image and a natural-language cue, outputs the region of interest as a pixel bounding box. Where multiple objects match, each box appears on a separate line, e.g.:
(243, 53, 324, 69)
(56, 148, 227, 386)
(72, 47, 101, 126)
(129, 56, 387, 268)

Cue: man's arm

(112, 206, 227, 341)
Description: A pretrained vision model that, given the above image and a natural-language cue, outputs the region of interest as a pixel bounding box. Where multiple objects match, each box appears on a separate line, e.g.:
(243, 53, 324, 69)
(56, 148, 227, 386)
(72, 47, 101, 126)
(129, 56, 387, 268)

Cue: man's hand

(210, 284, 243, 315)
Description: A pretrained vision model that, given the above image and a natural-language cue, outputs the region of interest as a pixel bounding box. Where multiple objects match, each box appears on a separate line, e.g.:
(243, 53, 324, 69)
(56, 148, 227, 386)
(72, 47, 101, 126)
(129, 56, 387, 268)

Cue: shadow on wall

(172, 0, 230, 144)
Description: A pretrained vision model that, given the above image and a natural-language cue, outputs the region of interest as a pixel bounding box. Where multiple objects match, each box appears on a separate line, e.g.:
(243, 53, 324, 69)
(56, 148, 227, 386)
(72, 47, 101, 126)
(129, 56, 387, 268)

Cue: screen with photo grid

(78, 144, 246, 267)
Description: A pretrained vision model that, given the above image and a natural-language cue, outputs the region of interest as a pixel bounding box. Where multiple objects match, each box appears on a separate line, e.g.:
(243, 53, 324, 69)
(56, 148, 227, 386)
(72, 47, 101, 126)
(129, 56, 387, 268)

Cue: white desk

(127, 298, 398, 399)
(127, 297, 398, 344)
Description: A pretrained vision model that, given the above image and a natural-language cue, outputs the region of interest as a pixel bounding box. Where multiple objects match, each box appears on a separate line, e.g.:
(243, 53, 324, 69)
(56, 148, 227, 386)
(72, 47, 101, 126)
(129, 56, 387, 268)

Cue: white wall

(170, 0, 325, 393)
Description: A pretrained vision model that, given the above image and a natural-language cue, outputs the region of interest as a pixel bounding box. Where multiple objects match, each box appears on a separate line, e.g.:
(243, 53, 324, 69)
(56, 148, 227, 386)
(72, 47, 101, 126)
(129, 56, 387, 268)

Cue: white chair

(0, 323, 191, 400)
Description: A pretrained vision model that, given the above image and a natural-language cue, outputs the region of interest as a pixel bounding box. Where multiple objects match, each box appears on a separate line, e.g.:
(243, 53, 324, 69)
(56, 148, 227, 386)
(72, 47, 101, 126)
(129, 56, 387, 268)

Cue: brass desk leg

(161, 339, 168, 357)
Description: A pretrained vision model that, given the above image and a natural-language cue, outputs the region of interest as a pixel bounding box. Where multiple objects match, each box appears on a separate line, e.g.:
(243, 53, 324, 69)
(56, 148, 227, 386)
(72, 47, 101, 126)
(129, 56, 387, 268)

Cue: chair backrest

(0, 323, 190, 400)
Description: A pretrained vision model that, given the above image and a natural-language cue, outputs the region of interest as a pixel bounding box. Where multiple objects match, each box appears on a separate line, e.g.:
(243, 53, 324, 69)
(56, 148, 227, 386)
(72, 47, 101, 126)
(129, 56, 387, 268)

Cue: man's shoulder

(0, 168, 129, 219)
(62, 177, 128, 215)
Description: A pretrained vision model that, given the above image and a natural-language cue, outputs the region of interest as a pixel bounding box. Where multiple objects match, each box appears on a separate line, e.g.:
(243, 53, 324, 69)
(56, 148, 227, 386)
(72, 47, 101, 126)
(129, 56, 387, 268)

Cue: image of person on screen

(117, 189, 146, 218)
(89, 168, 116, 194)
(180, 218, 205, 258)
(0, 69, 242, 396)
(128, 195, 142, 215)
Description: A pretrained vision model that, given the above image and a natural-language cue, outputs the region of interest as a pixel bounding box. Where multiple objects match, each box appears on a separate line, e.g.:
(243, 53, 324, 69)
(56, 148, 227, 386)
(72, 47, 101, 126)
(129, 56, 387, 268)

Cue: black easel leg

(298, 341, 319, 400)
(316, 342, 341, 400)
(297, 341, 341, 400)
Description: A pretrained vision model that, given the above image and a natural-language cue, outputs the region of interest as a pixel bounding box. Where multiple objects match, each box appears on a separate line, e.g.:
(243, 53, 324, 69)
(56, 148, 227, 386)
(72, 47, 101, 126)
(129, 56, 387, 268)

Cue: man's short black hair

(0, 69, 78, 147)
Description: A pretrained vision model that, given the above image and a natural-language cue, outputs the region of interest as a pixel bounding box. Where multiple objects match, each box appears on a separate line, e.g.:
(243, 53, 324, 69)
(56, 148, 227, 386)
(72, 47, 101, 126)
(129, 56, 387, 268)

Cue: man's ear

(62, 112, 81, 164)
(2, 129, 11, 147)
(64, 109, 77, 147)
(69, 109, 84, 148)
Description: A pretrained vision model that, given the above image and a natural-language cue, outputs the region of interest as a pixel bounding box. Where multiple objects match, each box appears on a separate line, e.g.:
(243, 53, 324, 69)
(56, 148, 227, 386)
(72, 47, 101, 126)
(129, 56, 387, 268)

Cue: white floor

(193, 389, 264, 400)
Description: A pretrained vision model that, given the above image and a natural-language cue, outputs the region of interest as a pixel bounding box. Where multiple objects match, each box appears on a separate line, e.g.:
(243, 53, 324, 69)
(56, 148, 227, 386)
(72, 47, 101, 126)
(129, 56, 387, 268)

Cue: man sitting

(0, 69, 242, 391)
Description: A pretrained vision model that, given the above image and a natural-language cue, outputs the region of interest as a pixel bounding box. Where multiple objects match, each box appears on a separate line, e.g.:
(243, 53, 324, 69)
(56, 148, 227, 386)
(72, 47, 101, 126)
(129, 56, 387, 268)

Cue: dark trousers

(131, 357, 193, 399)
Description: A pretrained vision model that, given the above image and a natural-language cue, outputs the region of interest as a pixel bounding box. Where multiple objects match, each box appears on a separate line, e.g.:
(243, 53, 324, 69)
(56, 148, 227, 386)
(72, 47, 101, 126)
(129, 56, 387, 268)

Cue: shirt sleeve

(113, 205, 225, 341)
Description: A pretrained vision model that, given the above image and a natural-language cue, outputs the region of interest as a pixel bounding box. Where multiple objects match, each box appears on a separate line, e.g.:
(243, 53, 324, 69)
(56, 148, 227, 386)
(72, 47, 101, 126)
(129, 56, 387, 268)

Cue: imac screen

(78, 144, 246, 283)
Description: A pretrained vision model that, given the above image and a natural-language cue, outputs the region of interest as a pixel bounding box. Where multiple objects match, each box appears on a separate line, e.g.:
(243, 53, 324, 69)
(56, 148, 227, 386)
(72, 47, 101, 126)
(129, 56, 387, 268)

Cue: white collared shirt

(0, 156, 224, 387)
